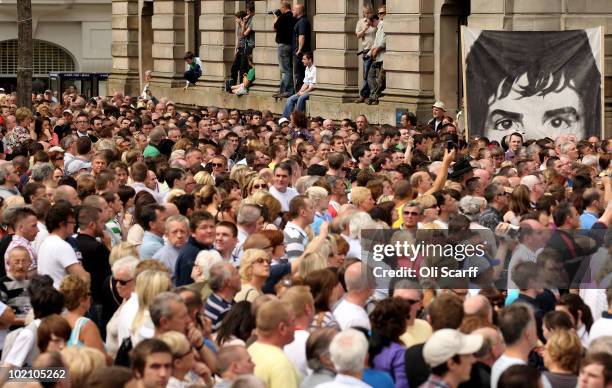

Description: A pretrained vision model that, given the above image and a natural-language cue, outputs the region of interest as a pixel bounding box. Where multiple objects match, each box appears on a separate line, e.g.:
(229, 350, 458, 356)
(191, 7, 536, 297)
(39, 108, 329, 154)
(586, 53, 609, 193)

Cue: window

(0, 39, 75, 76)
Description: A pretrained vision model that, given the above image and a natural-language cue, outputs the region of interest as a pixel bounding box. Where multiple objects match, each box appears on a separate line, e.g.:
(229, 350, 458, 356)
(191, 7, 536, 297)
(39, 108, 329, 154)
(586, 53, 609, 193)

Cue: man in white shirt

(334, 262, 373, 331)
(37, 201, 89, 289)
(269, 163, 299, 213)
(491, 303, 552, 388)
(282, 52, 316, 118)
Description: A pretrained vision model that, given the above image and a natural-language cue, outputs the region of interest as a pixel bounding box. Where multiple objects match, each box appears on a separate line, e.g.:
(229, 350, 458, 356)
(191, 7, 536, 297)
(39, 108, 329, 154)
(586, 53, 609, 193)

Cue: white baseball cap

(423, 329, 483, 368)
(432, 101, 446, 110)
(278, 117, 290, 125)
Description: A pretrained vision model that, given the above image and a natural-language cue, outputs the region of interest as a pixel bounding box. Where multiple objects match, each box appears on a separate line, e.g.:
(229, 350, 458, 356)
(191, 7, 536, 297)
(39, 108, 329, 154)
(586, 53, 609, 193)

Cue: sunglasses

(116, 278, 133, 286)
(211, 129, 221, 133)
(255, 258, 271, 265)
(253, 184, 267, 189)
(403, 211, 419, 216)
(211, 163, 224, 168)
(497, 192, 509, 197)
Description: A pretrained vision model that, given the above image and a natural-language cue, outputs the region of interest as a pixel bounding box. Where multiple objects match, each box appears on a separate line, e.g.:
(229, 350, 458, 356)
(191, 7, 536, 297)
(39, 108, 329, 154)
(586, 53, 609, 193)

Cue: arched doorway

(0, 39, 76, 92)
(435, 0, 470, 115)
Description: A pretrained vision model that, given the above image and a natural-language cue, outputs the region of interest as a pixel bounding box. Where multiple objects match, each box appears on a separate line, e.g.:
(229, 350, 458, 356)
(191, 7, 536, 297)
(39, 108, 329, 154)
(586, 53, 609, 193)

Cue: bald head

(473, 169, 490, 185)
(344, 262, 370, 293)
(293, 3, 305, 16)
(164, 202, 179, 217)
(53, 185, 80, 205)
(463, 294, 492, 323)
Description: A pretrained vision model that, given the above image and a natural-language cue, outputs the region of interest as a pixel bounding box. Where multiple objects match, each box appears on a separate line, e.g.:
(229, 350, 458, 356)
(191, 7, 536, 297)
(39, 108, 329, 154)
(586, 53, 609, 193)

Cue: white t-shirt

(3, 319, 40, 367)
(117, 292, 139, 343)
(491, 355, 552, 388)
(37, 235, 79, 289)
(283, 329, 310, 378)
(333, 299, 371, 331)
(269, 186, 299, 212)
(32, 221, 49, 254)
(588, 316, 612, 345)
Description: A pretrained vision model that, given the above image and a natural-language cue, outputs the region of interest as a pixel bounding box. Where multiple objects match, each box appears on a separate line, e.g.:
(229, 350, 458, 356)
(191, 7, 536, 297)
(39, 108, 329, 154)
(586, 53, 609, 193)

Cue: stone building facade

(0, 0, 111, 93)
(109, 0, 612, 135)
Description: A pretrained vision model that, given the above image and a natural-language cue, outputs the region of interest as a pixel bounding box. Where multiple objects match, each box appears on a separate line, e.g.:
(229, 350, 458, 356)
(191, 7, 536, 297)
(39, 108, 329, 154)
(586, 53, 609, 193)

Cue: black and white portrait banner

(461, 27, 604, 142)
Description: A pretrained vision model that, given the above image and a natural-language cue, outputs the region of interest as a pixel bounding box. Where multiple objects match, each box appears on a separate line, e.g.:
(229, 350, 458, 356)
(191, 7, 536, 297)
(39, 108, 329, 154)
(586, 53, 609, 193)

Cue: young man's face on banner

(484, 73, 585, 142)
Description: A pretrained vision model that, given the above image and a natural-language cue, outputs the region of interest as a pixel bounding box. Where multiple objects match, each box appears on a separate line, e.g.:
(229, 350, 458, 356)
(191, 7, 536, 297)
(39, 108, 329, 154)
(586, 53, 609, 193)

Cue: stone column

(311, 0, 359, 99)
(151, 0, 186, 88)
(108, 0, 140, 96)
(382, 0, 435, 121)
(198, 0, 237, 88)
(250, 0, 282, 93)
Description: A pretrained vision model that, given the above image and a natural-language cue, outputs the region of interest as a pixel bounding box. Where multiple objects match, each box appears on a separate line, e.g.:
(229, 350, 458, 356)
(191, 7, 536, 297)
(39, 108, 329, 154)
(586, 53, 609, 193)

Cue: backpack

(114, 335, 133, 367)
(1, 321, 39, 367)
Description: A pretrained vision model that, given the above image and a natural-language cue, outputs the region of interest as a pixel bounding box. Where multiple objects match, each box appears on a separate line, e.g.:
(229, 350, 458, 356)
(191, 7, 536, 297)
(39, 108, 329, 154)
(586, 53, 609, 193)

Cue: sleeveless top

(67, 316, 90, 348)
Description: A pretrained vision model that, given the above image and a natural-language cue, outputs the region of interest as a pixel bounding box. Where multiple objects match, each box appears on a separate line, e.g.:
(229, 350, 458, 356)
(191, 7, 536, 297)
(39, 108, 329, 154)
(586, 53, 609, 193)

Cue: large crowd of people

(0, 59, 611, 388)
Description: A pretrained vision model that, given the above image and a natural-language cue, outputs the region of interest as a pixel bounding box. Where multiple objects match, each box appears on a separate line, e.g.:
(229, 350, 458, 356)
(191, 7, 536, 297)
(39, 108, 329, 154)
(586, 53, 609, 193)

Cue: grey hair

(587, 336, 612, 356)
(149, 291, 183, 327)
(459, 195, 487, 221)
(306, 327, 338, 370)
(149, 127, 166, 144)
(236, 203, 261, 225)
(111, 256, 139, 278)
(295, 176, 320, 195)
(209, 262, 232, 292)
(31, 163, 55, 182)
(165, 214, 189, 229)
(559, 142, 576, 155)
(348, 212, 373, 239)
(329, 329, 368, 374)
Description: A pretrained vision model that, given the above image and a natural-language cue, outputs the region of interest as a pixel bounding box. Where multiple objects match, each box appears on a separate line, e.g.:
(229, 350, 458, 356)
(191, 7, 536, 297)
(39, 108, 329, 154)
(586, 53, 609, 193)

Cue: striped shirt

(0, 276, 31, 317)
(204, 293, 233, 331)
(284, 221, 309, 263)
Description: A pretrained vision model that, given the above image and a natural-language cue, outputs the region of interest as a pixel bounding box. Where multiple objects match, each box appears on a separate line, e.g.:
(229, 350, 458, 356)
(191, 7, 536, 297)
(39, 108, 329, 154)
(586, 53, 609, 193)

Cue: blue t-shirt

(363, 368, 395, 388)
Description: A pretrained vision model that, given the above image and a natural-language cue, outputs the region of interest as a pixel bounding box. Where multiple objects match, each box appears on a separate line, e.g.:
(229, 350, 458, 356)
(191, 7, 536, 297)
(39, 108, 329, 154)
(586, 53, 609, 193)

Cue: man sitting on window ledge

(282, 52, 316, 118)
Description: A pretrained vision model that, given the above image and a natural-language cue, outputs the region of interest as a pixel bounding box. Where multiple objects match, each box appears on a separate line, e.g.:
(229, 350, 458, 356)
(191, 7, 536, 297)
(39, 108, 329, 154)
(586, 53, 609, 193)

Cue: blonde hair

(193, 171, 214, 186)
(306, 186, 329, 206)
(194, 250, 223, 282)
(415, 194, 437, 209)
(165, 188, 186, 203)
(256, 299, 291, 335)
(109, 242, 140, 265)
(245, 191, 281, 223)
(61, 346, 106, 387)
(239, 249, 269, 281)
(230, 165, 254, 189)
(351, 187, 371, 207)
(280, 285, 314, 320)
(158, 330, 191, 358)
(545, 329, 582, 373)
(59, 275, 91, 311)
(132, 270, 171, 334)
(298, 252, 327, 279)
